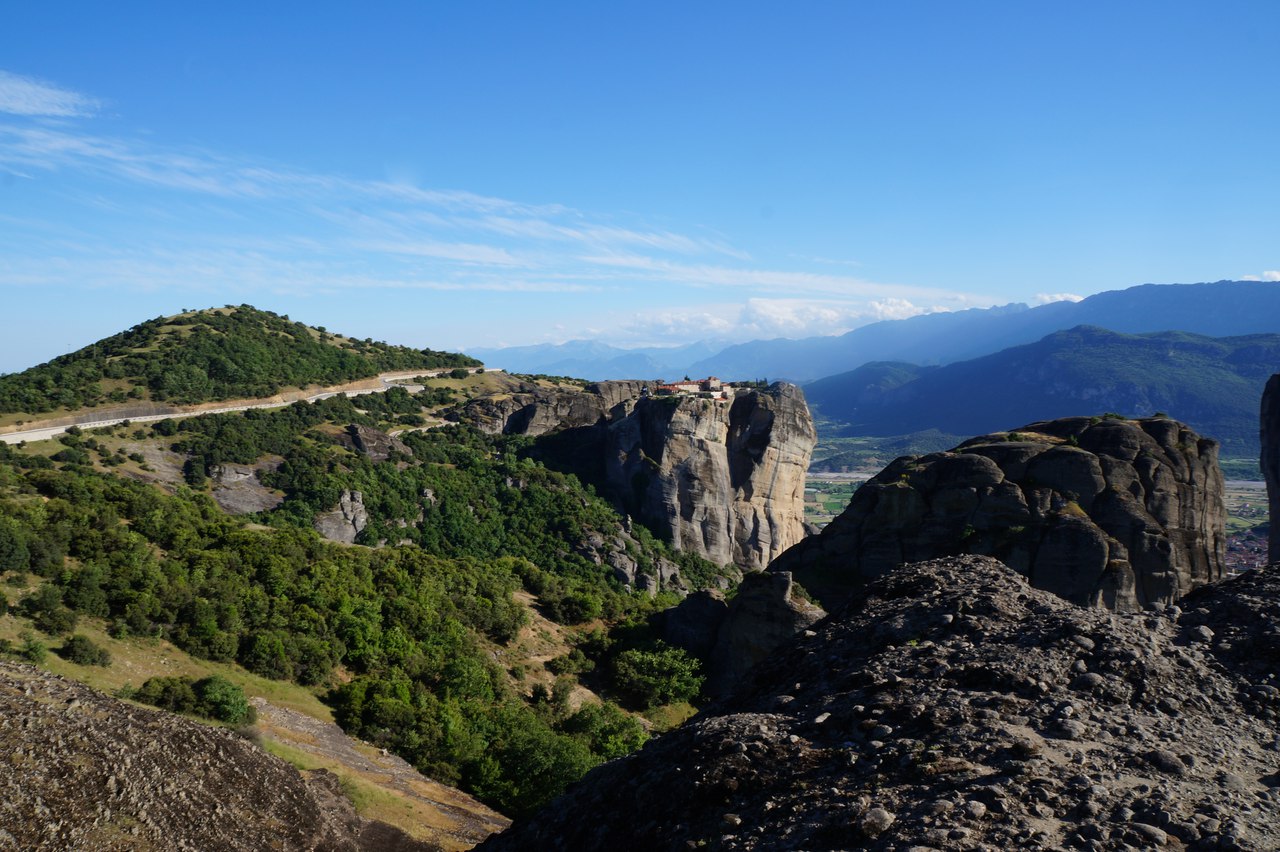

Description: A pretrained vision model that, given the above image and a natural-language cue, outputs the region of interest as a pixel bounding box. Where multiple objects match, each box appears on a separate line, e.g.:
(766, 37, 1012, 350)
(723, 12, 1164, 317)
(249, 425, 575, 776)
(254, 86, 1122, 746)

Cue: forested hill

(0, 305, 479, 414)
(806, 326, 1280, 457)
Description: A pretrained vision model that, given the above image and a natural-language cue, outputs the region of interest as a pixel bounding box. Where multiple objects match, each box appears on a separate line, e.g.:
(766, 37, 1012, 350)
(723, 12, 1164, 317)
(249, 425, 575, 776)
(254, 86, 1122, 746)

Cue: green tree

(610, 643, 704, 708)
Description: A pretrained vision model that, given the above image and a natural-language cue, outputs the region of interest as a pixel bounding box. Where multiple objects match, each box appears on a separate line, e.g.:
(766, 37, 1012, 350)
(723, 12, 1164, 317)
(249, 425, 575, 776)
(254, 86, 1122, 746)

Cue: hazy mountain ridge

(806, 326, 1280, 457)
(474, 280, 1280, 383)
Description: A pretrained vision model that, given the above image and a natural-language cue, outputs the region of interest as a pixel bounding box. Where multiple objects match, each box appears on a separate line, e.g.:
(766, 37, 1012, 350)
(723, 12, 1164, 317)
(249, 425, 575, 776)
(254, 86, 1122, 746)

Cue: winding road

(0, 367, 495, 445)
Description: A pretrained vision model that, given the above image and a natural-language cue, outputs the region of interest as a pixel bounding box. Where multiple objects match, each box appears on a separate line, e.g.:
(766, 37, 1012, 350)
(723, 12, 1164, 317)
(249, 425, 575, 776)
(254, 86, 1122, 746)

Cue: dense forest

(0, 305, 479, 414)
(0, 391, 718, 815)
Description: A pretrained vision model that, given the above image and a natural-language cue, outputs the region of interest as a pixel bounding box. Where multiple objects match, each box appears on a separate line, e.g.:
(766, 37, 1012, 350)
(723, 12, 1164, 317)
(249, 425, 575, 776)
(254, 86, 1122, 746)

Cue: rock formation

(458, 381, 816, 571)
(314, 489, 369, 544)
(457, 380, 657, 436)
(658, 571, 827, 696)
(479, 556, 1280, 851)
(339, 424, 411, 462)
(0, 661, 440, 851)
(210, 459, 283, 515)
(1264, 373, 1280, 563)
(772, 416, 1226, 611)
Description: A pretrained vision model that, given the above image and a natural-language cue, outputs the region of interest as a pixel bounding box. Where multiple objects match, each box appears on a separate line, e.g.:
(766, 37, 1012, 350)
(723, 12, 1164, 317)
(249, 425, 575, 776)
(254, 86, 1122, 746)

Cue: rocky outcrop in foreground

(459, 381, 816, 571)
(480, 556, 1280, 851)
(0, 662, 438, 851)
(773, 416, 1225, 611)
(1263, 373, 1280, 563)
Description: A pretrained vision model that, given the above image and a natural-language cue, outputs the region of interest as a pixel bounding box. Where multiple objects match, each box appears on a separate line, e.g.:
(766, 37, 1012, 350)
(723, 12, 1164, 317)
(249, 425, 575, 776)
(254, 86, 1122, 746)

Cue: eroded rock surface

(314, 489, 369, 544)
(773, 416, 1225, 611)
(0, 662, 440, 851)
(1263, 373, 1280, 563)
(210, 459, 283, 515)
(338, 424, 412, 462)
(480, 556, 1280, 852)
(459, 381, 816, 570)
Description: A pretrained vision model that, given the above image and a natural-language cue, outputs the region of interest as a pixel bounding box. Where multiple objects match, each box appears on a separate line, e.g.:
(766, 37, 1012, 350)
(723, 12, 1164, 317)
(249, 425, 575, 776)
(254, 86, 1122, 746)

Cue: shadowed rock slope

(1264, 373, 1280, 563)
(480, 556, 1280, 852)
(773, 416, 1225, 612)
(0, 662, 440, 852)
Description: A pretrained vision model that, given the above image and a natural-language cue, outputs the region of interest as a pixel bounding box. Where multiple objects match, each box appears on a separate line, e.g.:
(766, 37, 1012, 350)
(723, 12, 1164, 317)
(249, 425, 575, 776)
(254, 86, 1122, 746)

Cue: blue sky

(2, 2, 1278, 373)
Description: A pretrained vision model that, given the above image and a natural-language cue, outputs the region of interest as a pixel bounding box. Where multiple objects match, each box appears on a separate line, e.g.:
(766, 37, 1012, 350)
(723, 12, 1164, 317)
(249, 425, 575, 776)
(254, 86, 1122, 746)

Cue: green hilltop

(0, 305, 479, 415)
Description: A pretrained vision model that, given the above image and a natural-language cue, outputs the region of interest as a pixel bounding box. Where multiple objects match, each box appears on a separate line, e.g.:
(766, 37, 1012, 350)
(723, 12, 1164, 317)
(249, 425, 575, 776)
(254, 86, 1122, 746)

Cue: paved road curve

(0, 368, 496, 446)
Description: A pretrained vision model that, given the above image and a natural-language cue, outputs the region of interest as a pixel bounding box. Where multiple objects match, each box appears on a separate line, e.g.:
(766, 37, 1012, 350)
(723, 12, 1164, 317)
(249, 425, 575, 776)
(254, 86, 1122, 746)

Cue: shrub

(58, 634, 112, 667)
(134, 674, 256, 724)
(193, 675, 256, 724)
(610, 643, 703, 708)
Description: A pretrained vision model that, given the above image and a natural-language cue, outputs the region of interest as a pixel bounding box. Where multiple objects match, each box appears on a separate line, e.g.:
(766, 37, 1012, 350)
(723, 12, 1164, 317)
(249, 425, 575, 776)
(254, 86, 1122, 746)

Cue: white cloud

(1241, 271, 1280, 282)
(612, 297, 955, 347)
(1033, 292, 1085, 305)
(0, 70, 100, 117)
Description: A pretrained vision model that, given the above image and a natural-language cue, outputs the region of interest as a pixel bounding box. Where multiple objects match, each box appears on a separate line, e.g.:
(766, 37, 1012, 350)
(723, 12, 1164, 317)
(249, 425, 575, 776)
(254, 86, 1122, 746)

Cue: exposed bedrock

(771, 416, 1226, 612)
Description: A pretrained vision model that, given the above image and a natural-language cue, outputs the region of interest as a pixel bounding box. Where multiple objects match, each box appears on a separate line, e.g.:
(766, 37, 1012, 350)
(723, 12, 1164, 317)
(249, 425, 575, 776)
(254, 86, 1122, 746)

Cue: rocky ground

(480, 555, 1280, 851)
(0, 662, 442, 851)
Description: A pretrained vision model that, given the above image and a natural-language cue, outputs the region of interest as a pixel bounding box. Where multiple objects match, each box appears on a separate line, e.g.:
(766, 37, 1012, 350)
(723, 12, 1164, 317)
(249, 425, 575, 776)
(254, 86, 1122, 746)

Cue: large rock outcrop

(1264, 373, 1280, 563)
(772, 416, 1226, 612)
(459, 382, 816, 571)
(479, 556, 1280, 851)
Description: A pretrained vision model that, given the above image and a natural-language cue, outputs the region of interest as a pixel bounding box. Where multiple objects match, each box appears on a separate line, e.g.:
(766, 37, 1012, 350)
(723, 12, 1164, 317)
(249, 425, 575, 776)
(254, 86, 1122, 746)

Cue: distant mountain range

(805, 326, 1280, 457)
(473, 280, 1280, 383)
(466, 339, 727, 382)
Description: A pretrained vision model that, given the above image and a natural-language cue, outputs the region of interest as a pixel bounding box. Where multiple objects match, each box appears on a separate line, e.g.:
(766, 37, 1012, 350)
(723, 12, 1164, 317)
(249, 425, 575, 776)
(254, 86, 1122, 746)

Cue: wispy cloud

(0, 70, 100, 118)
(1241, 271, 1280, 282)
(0, 70, 998, 354)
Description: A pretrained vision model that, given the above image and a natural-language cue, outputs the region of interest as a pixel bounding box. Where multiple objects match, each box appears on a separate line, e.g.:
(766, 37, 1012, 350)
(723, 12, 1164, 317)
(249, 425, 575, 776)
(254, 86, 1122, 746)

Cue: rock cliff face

(459, 382, 816, 571)
(772, 416, 1226, 612)
(480, 556, 1280, 852)
(1264, 374, 1280, 563)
